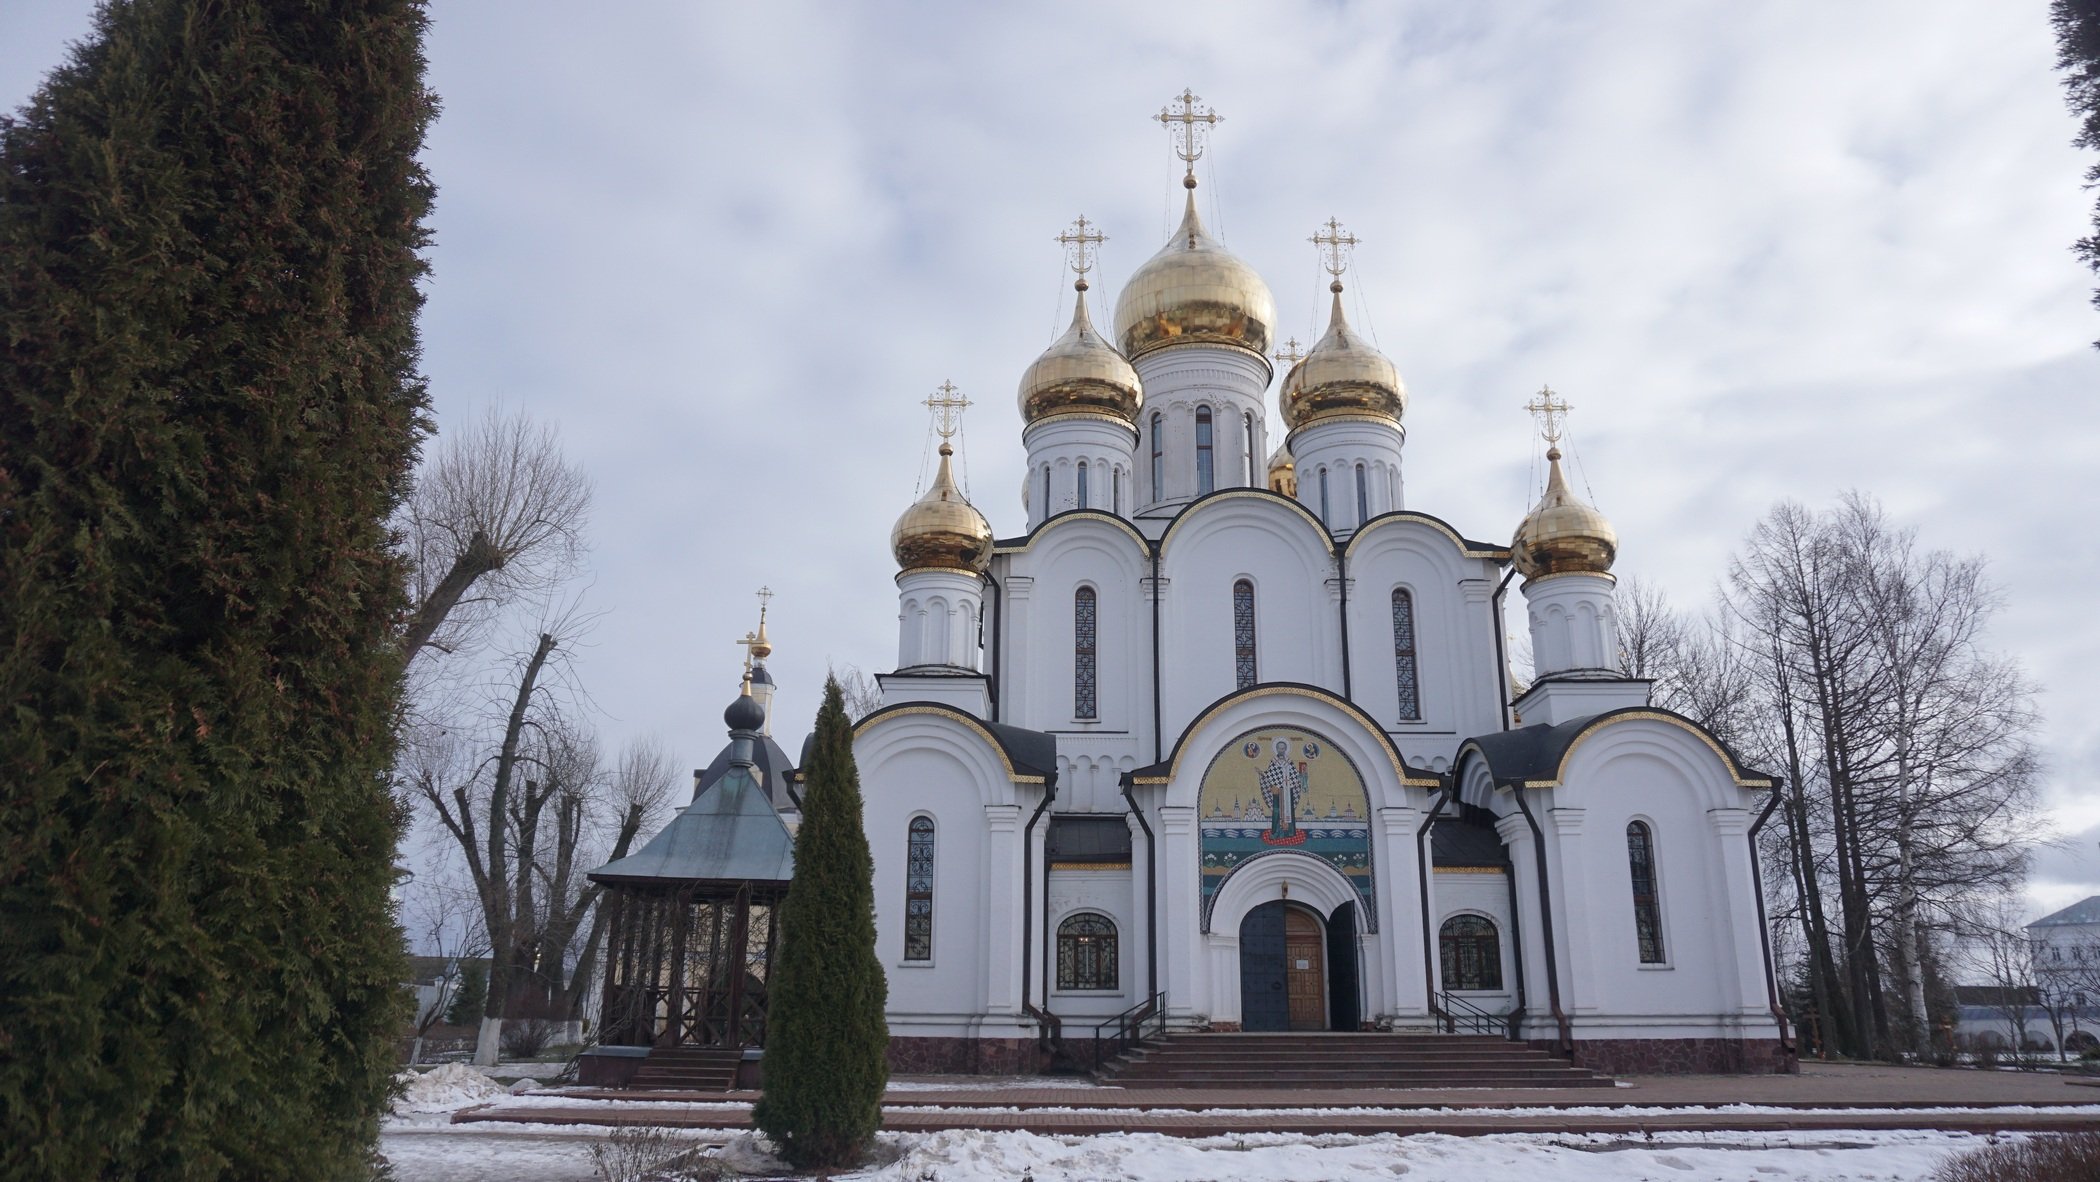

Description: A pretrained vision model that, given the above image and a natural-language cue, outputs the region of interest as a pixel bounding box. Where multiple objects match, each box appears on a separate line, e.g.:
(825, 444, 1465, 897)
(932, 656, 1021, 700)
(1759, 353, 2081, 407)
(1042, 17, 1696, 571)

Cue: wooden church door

(1284, 906, 1327, 1031)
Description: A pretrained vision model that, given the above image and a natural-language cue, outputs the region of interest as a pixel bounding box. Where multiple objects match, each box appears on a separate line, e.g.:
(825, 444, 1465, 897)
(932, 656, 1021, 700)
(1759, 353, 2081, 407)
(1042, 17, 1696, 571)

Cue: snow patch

(394, 1063, 510, 1114)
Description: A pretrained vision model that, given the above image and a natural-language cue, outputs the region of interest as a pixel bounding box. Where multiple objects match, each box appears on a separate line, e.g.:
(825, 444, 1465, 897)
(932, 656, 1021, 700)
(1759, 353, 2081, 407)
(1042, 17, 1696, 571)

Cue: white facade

(851, 189, 1790, 1077)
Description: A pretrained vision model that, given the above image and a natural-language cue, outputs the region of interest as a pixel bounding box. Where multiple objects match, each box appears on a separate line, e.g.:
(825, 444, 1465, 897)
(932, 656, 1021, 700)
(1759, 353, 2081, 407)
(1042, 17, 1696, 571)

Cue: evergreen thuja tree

(0, 1, 435, 1177)
(754, 678, 889, 1168)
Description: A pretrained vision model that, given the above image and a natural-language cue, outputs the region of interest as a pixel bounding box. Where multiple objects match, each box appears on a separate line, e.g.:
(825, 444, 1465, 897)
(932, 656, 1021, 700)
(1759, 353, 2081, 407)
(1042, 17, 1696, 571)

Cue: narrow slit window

(1627, 821, 1665, 964)
(905, 817, 936, 961)
(1233, 579, 1257, 690)
(1076, 461, 1089, 510)
(1042, 466, 1052, 518)
(1149, 413, 1164, 498)
(1392, 589, 1420, 720)
(1355, 463, 1370, 526)
(1074, 587, 1097, 720)
(1319, 468, 1331, 525)
(1195, 405, 1215, 495)
(1112, 467, 1122, 515)
(1244, 412, 1257, 484)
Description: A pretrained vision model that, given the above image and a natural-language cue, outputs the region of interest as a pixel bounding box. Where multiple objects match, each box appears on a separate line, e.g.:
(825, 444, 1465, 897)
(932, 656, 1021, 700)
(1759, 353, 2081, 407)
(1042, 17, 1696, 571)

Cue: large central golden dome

(1113, 187, 1275, 362)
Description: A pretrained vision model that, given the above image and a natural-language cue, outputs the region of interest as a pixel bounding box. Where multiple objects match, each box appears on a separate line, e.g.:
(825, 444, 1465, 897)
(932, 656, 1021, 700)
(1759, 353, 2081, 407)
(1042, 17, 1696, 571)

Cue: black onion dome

(724, 691, 766, 732)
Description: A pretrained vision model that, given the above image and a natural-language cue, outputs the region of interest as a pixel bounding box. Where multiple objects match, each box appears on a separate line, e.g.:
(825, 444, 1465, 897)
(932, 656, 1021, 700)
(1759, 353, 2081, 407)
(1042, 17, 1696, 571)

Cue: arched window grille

(1195, 405, 1215, 495)
(1627, 821, 1665, 963)
(1056, 913, 1118, 991)
(1149, 413, 1164, 497)
(1355, 462, 1370, 525)
(1392, 588, 1420, 720)
(1233, 579, 1257, 689)
(1244, 412, 1257, 484)
(1076, 461, 1089, 510)
(1074, 587, 1098, 720)
(1439, 915, 1503, 990)
(905, 817, 936, 961)
(1318, 468, 1331, 525)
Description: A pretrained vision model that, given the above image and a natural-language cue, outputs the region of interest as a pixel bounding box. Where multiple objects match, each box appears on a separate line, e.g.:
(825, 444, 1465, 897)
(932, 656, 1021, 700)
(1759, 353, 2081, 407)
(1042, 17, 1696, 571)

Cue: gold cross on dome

(924, 380, 971, 441)
(1524, 385, 1572, 446)
(1155, 89, 1222, 179)
(1056, 215, 1107, 285)
(1274, 337, 1307, 365)
(755, 585, 773, 618)
(1311, 217, 1360, 279)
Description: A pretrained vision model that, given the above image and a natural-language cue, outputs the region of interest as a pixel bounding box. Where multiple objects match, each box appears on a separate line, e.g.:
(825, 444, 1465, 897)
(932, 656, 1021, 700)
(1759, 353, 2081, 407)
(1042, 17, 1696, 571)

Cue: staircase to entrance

(625, 1046, 742, 1091)
(1097, 1032, 1614, 1089)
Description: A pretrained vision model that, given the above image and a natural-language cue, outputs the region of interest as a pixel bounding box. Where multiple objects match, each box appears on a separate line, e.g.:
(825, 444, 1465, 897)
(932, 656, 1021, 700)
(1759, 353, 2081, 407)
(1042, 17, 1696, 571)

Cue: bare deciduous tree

(400, 408, 592, 666)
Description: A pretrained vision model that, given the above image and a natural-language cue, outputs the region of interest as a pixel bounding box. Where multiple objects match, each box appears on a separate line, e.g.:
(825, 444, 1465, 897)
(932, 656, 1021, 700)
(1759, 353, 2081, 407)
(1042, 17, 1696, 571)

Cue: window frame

(1626, 819, 1668, 966)
(1073, 585, 1098, 721)
(903, 815, 937, 963)
(1149, 412, 1164, 498)
(1438, 913, 1504, 992)
(1195, 405, 1215, 495)
(1232, 578, 1257, 690)
(1054, 911, 1120, 992)
(1076, 460, 1089, 511)
(1392, 587, 1421, 721)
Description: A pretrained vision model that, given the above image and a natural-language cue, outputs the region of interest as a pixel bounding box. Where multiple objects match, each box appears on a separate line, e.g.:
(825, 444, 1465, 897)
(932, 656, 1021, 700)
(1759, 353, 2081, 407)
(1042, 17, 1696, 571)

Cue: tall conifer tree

(754, 678, 888, 1168)
(0, 1, 435, 1176)
(2057, 0, 2100, 345)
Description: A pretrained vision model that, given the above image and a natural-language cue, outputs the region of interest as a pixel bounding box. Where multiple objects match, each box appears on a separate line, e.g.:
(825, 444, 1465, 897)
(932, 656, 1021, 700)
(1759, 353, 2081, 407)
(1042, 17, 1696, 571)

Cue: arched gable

(855, 703, 1053, 810)
(1455, 708, 1775, 799)
(994, 507, 1150, 557)
(1133, 683, 1442, 800)
(1344, 510, 1510, 564)
(1158, 487, 1330, 557)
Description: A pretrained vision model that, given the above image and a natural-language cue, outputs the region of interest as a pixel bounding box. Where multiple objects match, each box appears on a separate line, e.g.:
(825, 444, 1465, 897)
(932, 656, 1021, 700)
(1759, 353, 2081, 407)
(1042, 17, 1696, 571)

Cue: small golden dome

(1113, 188, 1276, 362)
(1018, 284, 1142, 425)
(1266, 441, 1296, 497)
(1281, 283, 1405, 431)
(892, 443, 993, 574)
(1511, 446, 1617, 581)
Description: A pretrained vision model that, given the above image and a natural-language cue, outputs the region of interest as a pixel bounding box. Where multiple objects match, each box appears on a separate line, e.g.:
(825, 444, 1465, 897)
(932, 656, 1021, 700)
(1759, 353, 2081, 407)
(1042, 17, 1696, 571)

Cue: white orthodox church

(801, 96, 1795, 1079)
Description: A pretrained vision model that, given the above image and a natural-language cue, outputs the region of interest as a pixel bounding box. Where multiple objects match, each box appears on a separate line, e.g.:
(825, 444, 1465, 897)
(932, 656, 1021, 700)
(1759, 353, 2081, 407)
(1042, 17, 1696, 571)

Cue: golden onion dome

(1280, 282, 1406, 431)
(891, 443, 993, 574)
(1510, 446, 1617, 582)
(1266, 440, 1296, 497)
(1113, 185, 1276, 362)
(1018, 282, 1142, 425)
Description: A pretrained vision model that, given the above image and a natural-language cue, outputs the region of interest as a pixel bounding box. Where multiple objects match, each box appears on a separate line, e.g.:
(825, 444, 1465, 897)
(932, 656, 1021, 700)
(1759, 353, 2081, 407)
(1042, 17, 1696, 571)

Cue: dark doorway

(1326, 901, 1359, 1031)
(1240, 900, 1334, 1032)
(1239, 901, 1288, 1031)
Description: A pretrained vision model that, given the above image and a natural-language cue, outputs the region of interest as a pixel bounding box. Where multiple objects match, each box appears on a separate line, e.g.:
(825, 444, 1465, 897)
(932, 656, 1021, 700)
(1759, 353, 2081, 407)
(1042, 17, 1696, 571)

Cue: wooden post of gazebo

(577, 686, 795, 1089)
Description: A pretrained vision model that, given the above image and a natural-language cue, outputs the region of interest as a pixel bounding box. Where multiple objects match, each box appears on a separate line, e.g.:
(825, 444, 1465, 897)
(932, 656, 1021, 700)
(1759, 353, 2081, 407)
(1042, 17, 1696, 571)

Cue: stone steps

(1099, 1032, 1613, 1090)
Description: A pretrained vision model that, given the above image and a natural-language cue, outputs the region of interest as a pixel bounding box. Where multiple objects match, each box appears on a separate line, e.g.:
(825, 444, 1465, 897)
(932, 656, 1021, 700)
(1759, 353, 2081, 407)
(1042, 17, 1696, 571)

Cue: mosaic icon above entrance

(1199, 727, 1374, 930)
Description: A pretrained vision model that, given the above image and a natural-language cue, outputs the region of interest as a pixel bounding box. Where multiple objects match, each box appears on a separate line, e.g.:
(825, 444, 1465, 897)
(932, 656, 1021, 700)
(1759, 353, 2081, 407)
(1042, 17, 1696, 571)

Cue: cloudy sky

(6, 2, 2097, 917)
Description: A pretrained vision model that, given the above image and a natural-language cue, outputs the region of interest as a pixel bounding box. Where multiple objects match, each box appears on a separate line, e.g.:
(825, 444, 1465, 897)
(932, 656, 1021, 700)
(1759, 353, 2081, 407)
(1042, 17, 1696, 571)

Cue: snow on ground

(393, 1062, 510, 1113)
(379, 1124, 2008, 1182)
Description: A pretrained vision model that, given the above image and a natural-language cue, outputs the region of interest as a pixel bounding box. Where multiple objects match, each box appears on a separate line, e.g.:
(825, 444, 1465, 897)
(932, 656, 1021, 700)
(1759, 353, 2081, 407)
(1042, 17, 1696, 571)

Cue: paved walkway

(454, 1062, 2100, 1137)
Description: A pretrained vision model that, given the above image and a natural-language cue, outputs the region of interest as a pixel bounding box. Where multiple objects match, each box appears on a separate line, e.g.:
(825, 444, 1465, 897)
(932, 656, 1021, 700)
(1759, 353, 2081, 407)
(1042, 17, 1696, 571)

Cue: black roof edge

(1455, 705, 1780, 789)
(854, 700, 1060, 783)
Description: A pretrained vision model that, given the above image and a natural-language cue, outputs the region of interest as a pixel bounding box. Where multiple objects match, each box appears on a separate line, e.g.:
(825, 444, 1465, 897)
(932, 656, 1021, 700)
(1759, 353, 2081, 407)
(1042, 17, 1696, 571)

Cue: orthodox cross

(1273, 337, 1307, 365)
(925, 379, 971, 441)
(1310, 217, 1360, 281)
(1155, 88, 1222, 183)
(735, 585, 773, 672)
(1056, 215, 1107, 289)
(1524, 385, 1572, 447)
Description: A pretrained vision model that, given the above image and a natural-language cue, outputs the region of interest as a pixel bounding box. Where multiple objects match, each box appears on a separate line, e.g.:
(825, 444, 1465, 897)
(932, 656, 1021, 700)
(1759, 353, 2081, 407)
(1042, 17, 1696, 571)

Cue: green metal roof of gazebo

(588, 763, 794, 888)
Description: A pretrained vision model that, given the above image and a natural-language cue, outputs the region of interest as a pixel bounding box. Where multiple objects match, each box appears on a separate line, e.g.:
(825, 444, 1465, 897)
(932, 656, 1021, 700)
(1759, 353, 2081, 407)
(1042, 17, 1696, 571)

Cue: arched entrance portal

(1239, 900, 1358, 1031)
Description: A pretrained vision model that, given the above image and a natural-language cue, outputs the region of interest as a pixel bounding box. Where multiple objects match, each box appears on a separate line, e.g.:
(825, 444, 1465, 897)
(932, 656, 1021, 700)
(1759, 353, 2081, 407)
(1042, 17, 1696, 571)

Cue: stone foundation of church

(1533, 1037, 1798, 1075)
(887, 1035, 1047, 1075)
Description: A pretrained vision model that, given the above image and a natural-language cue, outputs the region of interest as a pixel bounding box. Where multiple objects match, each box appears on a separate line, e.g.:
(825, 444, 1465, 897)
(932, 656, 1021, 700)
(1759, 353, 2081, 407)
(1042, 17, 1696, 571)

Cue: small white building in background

(842, 97, 1794, 1078)
(1955, 896, 2100, 1056)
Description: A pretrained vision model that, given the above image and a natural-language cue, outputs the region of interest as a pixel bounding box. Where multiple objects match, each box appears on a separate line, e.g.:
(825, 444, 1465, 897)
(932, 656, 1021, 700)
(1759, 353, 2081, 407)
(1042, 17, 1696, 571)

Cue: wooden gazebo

(578, 695, 794, 1088)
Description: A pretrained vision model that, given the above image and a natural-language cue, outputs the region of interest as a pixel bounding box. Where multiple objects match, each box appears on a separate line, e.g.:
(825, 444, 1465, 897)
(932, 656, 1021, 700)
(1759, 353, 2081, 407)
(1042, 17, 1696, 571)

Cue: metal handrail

(1435, 991, 1502, 1035)
(1092, 991, 1166, 1072)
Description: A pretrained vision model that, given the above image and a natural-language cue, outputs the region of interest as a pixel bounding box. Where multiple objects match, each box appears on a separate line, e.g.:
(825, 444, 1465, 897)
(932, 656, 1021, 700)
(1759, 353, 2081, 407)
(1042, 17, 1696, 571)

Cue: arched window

(1195, 405, 1215, 495)
(1149, 413, 1164, 497)
(1232, 579, 1257, 690)
(1041, 465, 1052, 519)
(1627, 821, 1665, 963)
(1244, 412, 1257, 484)
(1056, 913, 1118, 990)
(1392, 589, 1420, 721)
(1076, 461, 1089, 510)
(1112, 467, 1122, 515)
(1318, 468, 1331, 525)
(1355, 462, 1370, 525)
(1439, 915, 1503, 991)
(905, 817, 936, 961)
(1074, 587, 1097, 720)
